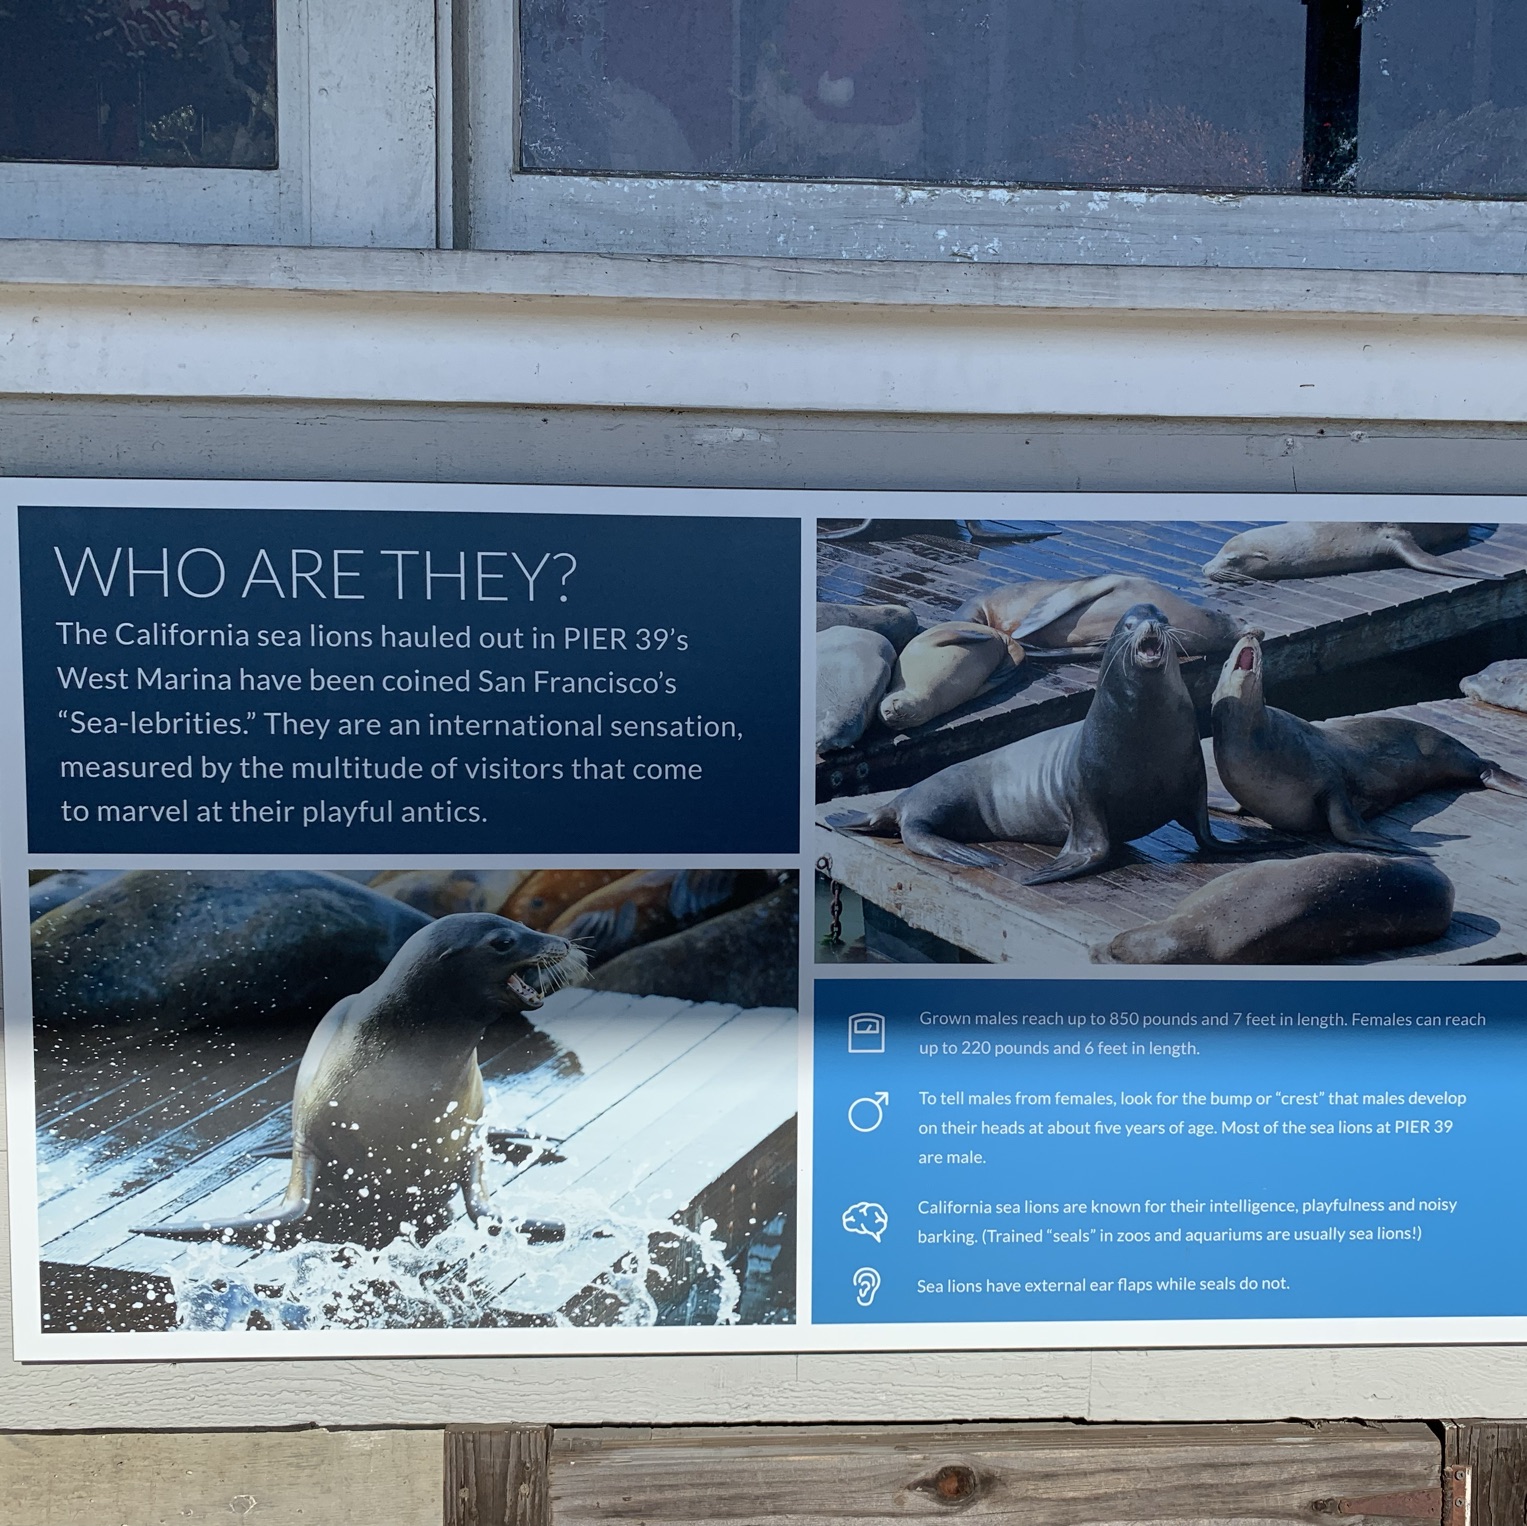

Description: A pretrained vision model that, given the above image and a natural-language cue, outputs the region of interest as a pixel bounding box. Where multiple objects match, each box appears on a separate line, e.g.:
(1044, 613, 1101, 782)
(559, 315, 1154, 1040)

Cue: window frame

(0, 0, 440, 249)
(457, 0, 1527, 274)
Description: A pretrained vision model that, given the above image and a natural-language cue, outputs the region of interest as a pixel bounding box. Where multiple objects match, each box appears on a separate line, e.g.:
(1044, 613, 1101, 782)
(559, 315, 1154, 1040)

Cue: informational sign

(4, 482, 1526, 1360)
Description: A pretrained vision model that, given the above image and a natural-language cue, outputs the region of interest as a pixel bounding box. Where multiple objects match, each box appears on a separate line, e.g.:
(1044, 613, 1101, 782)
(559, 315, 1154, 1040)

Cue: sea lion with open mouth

(828, 604, 1241, 884)
(1094, 852, 1456, 965)
(1204, 522, 1497, 584)
(958, 574, 1244, 657)
(1211, 633, 1527, 852)
(132, 914, 585, 1250)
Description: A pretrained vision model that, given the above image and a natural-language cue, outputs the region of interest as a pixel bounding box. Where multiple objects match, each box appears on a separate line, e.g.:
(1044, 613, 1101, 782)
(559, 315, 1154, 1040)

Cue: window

(0, 0, 277, 170)
(514, 0, 1527, 197)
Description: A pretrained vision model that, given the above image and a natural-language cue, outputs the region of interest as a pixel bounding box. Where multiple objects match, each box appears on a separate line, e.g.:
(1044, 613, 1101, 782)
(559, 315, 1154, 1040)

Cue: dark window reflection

(0, 0, 276, 169)
(518, 0, 1527, 198)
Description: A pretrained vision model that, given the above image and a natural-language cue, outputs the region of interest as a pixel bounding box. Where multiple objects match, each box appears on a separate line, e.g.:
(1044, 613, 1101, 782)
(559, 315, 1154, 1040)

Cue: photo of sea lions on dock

(27, 867, 799, 1338)
(815, 515, 1527, 968)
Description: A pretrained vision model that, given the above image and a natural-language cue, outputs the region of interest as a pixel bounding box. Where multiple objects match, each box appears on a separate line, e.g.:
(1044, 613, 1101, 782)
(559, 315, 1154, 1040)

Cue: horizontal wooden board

(0, 1426, 443, 1526)
(548, 1421, 1441, 1526)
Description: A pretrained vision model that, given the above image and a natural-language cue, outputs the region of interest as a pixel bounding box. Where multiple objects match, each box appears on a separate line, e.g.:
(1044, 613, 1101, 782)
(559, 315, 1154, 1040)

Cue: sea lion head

(1107, 602, 1174, 675)
(1203, 533, 1268, 585)
(390, 912, 585, 1013)
(1212, 632, 1265, 708)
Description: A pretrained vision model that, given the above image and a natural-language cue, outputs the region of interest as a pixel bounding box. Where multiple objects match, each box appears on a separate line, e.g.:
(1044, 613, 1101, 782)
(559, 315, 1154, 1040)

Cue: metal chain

(816, 854, 843, 947)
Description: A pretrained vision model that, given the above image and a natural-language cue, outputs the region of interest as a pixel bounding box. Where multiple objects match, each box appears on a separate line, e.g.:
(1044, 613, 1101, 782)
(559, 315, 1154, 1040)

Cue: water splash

(166, 1178, 741, 1332)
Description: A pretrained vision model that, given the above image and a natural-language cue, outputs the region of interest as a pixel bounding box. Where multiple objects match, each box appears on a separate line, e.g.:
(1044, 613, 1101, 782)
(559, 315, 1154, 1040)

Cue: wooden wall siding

(816, 695, 1527, 968)
(817, 522, 1527, 800)
(1447, 1424, 1527, 1526)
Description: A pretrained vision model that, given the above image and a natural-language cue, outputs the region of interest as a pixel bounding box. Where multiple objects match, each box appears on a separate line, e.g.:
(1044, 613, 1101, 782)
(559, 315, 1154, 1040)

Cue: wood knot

(913, 1464, 982, 1507)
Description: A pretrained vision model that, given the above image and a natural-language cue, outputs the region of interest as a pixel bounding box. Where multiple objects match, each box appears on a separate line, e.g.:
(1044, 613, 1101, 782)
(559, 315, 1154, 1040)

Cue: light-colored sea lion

(27, 869, 120, 922)
(1204, 522, 1495, 584)
(958, 575, 1244, 657)
(502, 869, 632, 929)
(1212, 634, 1527, 852)
(591, 881, 799, 1009)
(1461, 659, 1527, 714)
(132, 914, 586, 1250)
(879, 621, 1024, 732)
(551, 868, 777, 965)
(830, 604, 1241, 884)
(815, 601, 920, 651)
(368, 869, 530, 919)
(1094, 853, 1455, 964)
(31, 871, 430, 1036)
(817, 626, 896, 752)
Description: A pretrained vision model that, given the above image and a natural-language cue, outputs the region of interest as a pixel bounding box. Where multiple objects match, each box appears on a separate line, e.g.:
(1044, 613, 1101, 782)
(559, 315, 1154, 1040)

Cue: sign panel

(4, 482, 1526, 1360)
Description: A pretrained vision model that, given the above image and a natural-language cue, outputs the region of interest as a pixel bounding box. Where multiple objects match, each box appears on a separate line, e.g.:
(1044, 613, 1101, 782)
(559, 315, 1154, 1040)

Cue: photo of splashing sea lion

(815, 515, 1527, 968)
(29, 866, 799, 1336)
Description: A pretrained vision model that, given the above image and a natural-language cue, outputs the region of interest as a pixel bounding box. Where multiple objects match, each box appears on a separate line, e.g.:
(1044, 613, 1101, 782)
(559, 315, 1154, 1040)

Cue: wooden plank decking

(815, 696, 1527, 969)
(36, 990, 798, 1312)
(818, 520, 1527, 799)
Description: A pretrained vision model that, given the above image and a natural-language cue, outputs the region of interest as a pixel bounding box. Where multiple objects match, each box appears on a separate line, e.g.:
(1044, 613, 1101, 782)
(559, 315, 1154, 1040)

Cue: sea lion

(30, 870, 430, 1036)
(817, 626, 896, 751)
(1461, 659, 1527, 714)
(1204, 522, 1495, 584)
(957, 575, 1244, 657)
(879, 621, 1023, 732)
(368, 869, 530, 919)
(502, 869, 632, 929)
(132, 914, 585, 1250)
(551, 868, 777, 965)
(1212, 633, 1527, 852)
(591, 881, 799, 1009)
(815, 601, 920, 651)
(829, 604, 1240, 884)
(27, 869, 120, 921)
(1094, 853, 1455, 965)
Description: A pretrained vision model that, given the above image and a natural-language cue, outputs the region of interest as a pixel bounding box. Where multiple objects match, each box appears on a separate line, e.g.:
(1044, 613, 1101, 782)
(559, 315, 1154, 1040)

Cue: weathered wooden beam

(1445, 1423, 1527, 1526)
(445, 1425, 553, 1526)
(549, 1421, 1441, 1526)
(0, 1427, 443, 1526)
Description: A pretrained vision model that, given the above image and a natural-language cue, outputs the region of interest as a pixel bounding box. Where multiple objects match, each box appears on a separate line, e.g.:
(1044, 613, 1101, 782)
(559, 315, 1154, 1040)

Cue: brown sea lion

(591, 881, 799, 1009)
(30, 870, 429, 1036)
(551, 869, 776, 965)
(1094, 853, 1455, 965)
(958, 575, 1244, 657)
(879, 621, 1023, 732)
(1204, 522, 1497, 584)
(132, 914, 586, 1250)
(1212, 634, 1527, 853)
(815, 601, 920, 651)
(368, 869, 531, 919)
(502, 870, 633, 929)
(817, 625, 896, 751)
(830, 605, 1242, 883)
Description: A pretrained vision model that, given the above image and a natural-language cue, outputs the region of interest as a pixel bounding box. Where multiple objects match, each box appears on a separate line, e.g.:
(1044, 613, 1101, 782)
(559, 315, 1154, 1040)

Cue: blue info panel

(19, 505, 800, 856)
(813, 979, 1527, 1325)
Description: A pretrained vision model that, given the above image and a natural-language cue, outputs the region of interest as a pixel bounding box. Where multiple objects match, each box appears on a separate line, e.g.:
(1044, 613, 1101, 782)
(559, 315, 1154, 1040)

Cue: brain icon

(841, 1202, 889, 1242)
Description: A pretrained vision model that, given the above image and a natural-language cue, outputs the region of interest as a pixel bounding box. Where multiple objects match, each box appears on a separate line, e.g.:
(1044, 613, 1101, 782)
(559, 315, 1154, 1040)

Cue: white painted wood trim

(10, 240, 1527, 319)
(2, 274, 1526, 425)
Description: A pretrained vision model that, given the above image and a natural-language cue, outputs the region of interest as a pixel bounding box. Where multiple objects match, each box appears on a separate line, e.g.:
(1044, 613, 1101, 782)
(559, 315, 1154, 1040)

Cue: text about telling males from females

(18, 506, 801, 855)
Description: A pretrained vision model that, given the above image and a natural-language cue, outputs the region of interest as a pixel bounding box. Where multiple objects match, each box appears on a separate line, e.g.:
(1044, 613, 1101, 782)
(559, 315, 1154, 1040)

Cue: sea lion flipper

(1481, 762, 1527, 798)
(825, 805, 898, 836)
(900, 827, 1001, 868)
(668, 868, 740, 922)
(1324, 794, 1423, 855)
(1023, 845, 1110, 886)
(132, 1151, 317, 1246)
(1003, 578, 1117, 643)
(1387, 529, 1499, 579)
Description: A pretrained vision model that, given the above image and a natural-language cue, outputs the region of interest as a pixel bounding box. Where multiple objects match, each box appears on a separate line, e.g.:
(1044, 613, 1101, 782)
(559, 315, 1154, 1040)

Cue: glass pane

(0, 0, 277, 169)
(516, 0, 1527, 197)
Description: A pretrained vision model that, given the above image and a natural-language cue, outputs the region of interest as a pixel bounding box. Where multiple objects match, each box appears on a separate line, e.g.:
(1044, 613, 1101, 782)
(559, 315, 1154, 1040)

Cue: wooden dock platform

(817, 520, 1527, 799)
(815, 696, 1527, 969)
(35, 990, 797, 1331)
